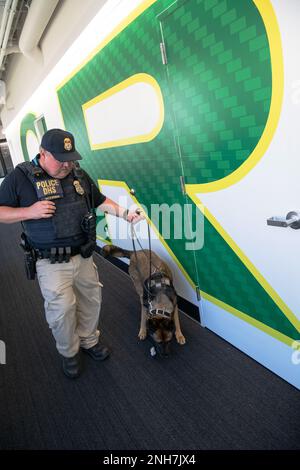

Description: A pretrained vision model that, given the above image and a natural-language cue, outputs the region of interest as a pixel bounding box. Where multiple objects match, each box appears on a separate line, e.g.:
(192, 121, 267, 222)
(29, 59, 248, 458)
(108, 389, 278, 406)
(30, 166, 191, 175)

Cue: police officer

(0, 128, 143, 378)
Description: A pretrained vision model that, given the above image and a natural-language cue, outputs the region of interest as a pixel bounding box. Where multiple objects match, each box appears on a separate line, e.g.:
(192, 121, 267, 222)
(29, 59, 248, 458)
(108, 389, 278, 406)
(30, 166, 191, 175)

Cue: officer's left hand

(126, 209, 145, 224)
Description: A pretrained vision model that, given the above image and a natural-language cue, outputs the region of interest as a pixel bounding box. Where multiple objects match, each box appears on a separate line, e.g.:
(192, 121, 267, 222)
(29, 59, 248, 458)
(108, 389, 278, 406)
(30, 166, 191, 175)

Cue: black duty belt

(35, 246, 81, 263)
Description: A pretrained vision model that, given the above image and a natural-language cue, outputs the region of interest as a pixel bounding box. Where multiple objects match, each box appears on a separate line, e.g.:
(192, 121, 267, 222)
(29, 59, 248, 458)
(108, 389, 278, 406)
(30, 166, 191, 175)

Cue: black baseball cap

(41, 128, 82, 162)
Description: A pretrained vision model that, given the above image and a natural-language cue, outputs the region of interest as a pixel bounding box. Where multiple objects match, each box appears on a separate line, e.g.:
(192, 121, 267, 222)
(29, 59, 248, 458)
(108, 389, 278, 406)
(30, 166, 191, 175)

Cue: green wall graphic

(51, 0, 299, 341)
(20, 113, 38, 162)
(159, 0, 272, 183)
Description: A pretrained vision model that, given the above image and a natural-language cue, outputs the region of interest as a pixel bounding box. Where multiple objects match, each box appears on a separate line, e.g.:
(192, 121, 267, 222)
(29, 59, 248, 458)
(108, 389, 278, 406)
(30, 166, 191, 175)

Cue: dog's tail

(102, 244, 132, 259)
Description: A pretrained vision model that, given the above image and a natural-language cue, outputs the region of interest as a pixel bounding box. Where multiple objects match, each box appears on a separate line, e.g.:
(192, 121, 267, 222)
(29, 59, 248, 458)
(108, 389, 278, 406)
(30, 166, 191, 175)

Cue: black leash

(130, 222, 153, 304)
(130, 215, 175, 357)
(131, 224, 171, 314)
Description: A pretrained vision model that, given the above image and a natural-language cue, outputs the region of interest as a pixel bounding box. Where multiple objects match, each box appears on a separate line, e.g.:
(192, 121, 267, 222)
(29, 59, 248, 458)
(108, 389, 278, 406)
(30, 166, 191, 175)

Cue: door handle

(267, 211, 300, 229)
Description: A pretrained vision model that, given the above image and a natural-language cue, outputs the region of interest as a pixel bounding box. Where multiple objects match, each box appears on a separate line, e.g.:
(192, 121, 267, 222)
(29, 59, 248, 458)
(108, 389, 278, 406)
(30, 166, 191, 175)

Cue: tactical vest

(17, 159, 90, 249)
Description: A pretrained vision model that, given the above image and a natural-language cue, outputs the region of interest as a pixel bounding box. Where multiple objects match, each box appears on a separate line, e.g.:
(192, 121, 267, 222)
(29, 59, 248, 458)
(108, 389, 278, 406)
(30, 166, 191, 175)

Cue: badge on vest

(35, 178, 64, 200)
(73, 180, 85, 196)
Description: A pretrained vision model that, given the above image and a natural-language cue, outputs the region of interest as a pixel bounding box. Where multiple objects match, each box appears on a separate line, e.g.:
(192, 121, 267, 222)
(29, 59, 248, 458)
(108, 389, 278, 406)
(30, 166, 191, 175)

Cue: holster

(24, 250, 37, 280)
(80, 212, 97, 258)
(20, 232, 36, 280)
(80, 240, 96, 259)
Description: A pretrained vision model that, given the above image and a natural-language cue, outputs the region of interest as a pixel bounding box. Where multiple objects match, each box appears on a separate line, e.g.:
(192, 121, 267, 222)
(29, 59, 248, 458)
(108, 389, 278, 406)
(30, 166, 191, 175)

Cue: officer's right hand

(26, 201, 56, 219)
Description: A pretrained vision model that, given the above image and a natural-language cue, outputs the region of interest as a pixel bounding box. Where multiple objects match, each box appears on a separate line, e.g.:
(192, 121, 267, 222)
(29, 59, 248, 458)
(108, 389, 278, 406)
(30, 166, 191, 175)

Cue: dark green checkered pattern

(160, 0, 272, 184)
(55, 0, 299, 340)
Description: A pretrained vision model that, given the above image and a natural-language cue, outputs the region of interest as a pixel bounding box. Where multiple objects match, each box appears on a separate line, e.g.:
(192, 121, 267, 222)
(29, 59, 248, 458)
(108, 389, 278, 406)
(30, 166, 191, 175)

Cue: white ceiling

(0, 0, 31, 78)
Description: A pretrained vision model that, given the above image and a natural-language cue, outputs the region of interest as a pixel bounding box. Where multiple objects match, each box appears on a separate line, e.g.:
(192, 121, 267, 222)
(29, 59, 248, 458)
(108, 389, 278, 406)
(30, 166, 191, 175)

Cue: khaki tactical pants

(36, 255, 103, 357)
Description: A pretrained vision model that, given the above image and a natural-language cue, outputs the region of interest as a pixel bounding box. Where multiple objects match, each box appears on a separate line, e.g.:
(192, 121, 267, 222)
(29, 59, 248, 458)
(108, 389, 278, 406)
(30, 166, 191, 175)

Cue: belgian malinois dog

(102, 245, 186, 356)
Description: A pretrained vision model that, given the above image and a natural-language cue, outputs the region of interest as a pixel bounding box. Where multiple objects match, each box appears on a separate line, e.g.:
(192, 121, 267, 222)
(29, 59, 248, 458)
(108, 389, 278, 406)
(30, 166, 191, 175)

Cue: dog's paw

(176, 332, 186, 345)
(138, 329, 147, 340)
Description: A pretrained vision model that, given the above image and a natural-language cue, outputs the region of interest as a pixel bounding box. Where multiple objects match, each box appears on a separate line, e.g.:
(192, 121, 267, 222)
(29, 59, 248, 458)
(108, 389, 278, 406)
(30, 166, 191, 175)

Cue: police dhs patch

(35, 177, 64, 200)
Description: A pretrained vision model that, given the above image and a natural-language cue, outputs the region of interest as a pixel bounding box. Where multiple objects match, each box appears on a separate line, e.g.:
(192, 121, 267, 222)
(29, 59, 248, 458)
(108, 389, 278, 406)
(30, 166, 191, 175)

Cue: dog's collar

(148, 303, 172, 319)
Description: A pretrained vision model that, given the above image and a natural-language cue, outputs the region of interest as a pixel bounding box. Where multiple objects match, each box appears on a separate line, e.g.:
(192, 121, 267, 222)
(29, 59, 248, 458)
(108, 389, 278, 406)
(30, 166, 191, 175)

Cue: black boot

(62, 353, 82, 378)
(82, 342, 110, 361)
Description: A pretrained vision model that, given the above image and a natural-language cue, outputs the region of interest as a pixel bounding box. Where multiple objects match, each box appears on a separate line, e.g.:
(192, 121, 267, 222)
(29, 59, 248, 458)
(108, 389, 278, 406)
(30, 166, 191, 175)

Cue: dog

(102, 245, 186, 356)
